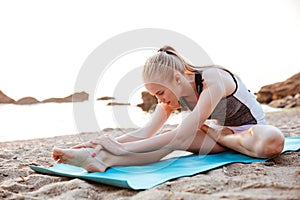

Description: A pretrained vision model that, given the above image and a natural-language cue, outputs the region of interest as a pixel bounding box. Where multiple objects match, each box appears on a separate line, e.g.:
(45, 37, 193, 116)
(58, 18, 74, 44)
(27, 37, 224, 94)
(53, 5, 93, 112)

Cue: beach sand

(1, 108, 300, 199)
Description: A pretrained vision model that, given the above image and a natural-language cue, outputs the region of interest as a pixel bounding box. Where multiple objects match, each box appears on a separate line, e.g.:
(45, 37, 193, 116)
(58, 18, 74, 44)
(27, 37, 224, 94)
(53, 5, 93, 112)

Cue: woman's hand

(72, 135, 128, 156)
(72, 140, 98, 149)
(89, 135, 130, 156)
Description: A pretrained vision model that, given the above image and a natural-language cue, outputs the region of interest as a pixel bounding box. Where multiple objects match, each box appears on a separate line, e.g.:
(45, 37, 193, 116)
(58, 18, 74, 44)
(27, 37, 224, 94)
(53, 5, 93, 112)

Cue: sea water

(0, 102, 280, 142)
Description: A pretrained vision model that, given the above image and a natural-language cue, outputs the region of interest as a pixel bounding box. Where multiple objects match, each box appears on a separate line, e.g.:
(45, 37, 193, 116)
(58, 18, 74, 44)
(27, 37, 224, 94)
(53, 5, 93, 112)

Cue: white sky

(0, 0, 299, 101)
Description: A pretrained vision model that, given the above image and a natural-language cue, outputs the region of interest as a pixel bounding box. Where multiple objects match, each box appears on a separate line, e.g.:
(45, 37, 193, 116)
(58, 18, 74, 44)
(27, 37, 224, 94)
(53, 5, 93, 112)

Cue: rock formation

(0, 90, 15, 103)
(42, 91, 89, 103)
(107, 102, 130, 106)
(256, 72, 300, 108)
(0, 90, 89, 104)
(268, 93, 300, 108)
(15, 97, 40, 105)
(97, 96, 115, 101)
(137, 91, 158, 112)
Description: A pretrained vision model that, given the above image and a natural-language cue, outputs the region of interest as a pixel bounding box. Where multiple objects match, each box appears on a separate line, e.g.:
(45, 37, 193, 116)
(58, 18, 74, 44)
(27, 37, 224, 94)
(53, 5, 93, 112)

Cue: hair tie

(158, 47, 167, 53)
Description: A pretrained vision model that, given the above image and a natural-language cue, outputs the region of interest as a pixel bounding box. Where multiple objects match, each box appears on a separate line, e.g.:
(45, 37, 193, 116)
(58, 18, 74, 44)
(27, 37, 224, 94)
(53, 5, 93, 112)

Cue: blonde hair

(143, 45, 217, 82)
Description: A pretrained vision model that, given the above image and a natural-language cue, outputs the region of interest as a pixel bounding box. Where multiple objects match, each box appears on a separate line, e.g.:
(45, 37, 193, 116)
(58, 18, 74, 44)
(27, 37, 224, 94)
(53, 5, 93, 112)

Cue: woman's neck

(180, 73, 199, 102)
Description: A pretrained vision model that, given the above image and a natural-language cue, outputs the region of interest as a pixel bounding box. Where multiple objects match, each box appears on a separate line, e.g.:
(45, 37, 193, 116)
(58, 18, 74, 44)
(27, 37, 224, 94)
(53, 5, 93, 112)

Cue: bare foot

(52, 147, 108, 172)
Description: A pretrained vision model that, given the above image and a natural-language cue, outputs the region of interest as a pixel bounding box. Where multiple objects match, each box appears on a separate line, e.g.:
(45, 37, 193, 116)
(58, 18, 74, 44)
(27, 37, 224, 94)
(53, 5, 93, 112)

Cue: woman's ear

(174, 73, 181, 84)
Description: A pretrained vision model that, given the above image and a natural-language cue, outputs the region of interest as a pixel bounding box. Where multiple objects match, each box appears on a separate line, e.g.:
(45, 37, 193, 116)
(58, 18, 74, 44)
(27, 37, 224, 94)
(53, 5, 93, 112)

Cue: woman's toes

(52, 147, 63, 161)
(52, 147, 75, 162)
(52, 147, 65, 156)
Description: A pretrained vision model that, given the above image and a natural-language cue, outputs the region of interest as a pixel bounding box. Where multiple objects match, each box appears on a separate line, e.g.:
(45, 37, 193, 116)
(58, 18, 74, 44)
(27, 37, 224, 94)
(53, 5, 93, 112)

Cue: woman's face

(145, 82, 180, 109)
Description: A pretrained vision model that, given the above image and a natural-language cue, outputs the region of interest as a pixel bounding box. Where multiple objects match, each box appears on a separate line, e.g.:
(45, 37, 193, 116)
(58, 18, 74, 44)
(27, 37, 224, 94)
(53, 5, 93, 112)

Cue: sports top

(178, 69, 265, 127)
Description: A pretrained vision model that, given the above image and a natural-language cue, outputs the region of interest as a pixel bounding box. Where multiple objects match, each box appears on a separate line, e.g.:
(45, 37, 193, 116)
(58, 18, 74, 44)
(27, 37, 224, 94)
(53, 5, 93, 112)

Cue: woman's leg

(52, 147, 173, 172)
(101, 128, 227, 169)
(52, 127, 227, 172)
(203, 124, 285, 158)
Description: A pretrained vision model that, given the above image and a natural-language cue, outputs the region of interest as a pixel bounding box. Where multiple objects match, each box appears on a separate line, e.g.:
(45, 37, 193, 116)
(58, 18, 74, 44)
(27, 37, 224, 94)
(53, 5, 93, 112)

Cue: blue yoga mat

(30, 137, 300, 190)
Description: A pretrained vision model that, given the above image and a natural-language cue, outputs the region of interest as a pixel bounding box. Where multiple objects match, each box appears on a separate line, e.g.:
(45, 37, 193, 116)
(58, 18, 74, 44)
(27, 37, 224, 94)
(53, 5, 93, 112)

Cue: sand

(1, 108, 300, 199)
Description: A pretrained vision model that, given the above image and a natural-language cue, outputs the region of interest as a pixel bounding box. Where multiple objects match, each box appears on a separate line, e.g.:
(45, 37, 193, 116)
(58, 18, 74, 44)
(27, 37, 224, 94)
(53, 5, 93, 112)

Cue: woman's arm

(95, 89, 211, 155)
(72, 103, 174, 150)
(115, 103, 174, 143)
(122, 78, 225, 153)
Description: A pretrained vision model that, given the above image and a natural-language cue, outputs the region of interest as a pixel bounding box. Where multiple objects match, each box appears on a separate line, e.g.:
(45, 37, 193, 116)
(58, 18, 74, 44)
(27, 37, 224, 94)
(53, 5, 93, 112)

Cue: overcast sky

(0, 0, 299, 100)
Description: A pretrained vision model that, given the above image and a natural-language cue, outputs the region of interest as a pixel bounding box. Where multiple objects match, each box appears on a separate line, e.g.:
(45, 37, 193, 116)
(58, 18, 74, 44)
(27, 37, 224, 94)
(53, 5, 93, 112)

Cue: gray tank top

(178, 69, 265, 126)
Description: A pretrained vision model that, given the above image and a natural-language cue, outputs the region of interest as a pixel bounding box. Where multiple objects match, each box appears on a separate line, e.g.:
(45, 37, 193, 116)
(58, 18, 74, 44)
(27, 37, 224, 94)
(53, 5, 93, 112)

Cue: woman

(52, 46, 284, 172)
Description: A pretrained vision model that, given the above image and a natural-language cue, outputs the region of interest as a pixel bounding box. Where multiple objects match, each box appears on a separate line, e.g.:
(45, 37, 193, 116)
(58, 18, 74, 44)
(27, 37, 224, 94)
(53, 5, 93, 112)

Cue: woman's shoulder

(202, 67, 228, 81)
(200, 65, 230, 73)
(201, 67, 237, 95)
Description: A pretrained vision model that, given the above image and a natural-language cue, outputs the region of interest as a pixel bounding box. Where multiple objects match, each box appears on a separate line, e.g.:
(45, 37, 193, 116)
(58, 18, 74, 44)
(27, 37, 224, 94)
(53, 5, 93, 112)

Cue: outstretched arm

(72, 103, 173, 149)
(116, 103, 174, 143)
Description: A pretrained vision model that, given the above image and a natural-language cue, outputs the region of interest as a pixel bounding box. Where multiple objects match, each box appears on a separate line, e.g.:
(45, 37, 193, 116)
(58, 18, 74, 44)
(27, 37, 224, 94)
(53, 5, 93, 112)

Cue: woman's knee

(256, 126, 284, 158)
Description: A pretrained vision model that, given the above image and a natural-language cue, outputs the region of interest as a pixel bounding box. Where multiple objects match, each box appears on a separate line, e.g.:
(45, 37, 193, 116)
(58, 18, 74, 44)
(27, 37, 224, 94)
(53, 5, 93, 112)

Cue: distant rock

(268, 93, 300, 109)
(42, 91, 89, 103)
(15, 97, 40, 105)
(97, 96, 115, 101)
(42, 98, 63, 103)
(107, 102, 130, 106)
(66, 91, 89, 102)
(137, 91, 158, 112)
(256, 72, 300, 104)
(0, 90, 89, 104)
(0, 90, 15, 103)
